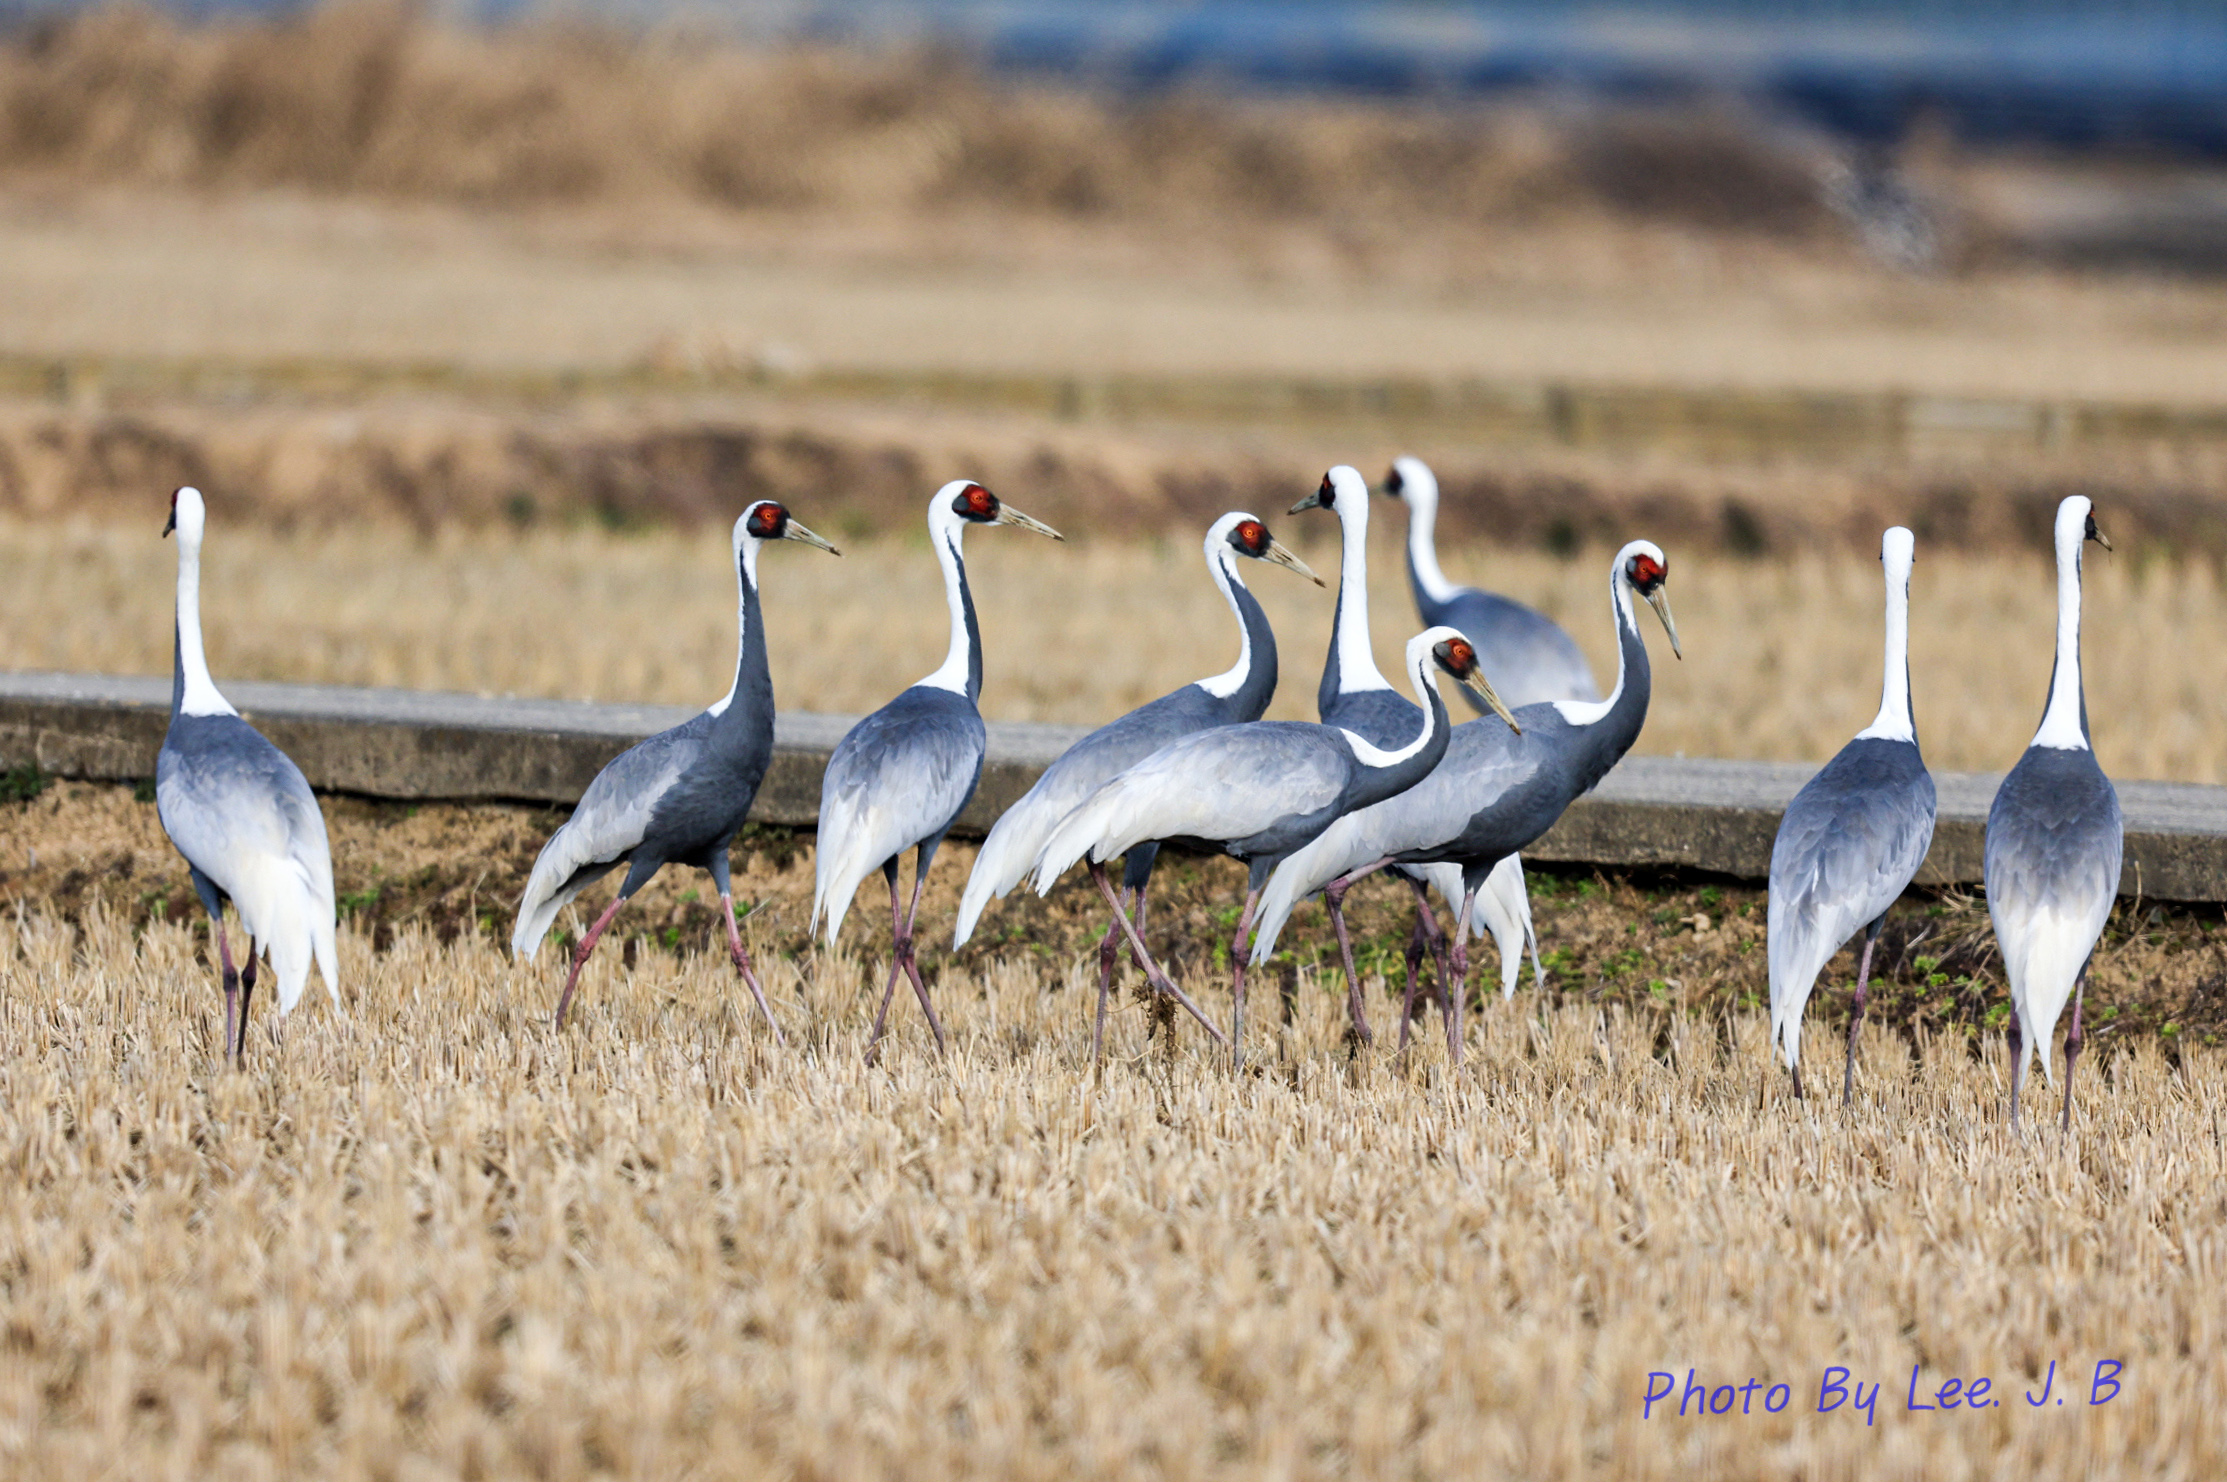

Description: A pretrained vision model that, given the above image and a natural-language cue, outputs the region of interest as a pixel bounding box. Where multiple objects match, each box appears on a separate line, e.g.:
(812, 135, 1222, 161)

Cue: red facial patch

(746, 502, 786, 539)
(955, 483, 998, 519)
(1628, 553, 1665, 589)
(1317, 474, 1336, 507)
(1435, 637, 1476, 674)
(1235, 519, 1267, 554)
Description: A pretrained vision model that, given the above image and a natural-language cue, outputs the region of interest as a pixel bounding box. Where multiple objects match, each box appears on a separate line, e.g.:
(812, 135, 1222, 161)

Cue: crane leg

(1229, 889, 1260, 1071)
(553, 895, 630, 1031)
(1411, 876, 1456, 1015)
(213, 919, 239, 1067)
(236, 937, 259, 1063)
(1844, 915, 1885, 1108)
(1444, 885, 1480, 1068)
(1323, 878, 1373, 1049)
(1088, 863, 1224, 1053)
(1791, 1061, 1805, 1101)
(2061, 966, 2088, 1135)
(898, 868, 948, 1058)
(1399, 912, 1428, 1037)
(720, 892, 784, 1046)
(1091, 884, 1146, 1066)
(2006, 1008, 2025, 1131)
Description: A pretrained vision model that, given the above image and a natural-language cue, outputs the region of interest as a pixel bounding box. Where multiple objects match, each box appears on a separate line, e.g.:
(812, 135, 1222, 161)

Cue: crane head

(1429, 633, 1521, 733)
(1223, 514, 1322, 585)
(948, 481, 1062, 540)
(1620, 543, 1681, 659)
(741, 499, 839, 555)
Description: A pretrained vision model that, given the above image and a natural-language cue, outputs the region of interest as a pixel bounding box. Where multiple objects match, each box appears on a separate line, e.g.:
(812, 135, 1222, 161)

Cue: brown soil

(10, 780, 2224, 1068)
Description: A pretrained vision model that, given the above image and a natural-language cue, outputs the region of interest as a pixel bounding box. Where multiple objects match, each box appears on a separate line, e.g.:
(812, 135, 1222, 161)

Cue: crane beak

(1461, 669, 1522, 734)
(1644, 588, 1683, 659)
(782, 519, 841, 555)
(1287, 490, 1325, 514)
(2092, 527, 2114, 552)
(161, 510, 176, 538)
(1263, 539, 1324, 586)
(993, 505, 1064, 540)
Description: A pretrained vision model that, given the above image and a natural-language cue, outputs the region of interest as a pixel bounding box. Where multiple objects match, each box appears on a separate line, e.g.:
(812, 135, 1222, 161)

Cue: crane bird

(512, 500, 839, 1034)
(1252, 540, 1680, 1064)
(1290, 465, 1541, 1045)
(814, 480, 1063, 1062)
(954, 511, 1322, 1059)
(1382, 456, 1600, 708)
(155, 486, 339, 1064)
(1031, 625, 1517, 1067)
(1986, 495, 2121, 1132)
(1767, 526, 1937, 1105)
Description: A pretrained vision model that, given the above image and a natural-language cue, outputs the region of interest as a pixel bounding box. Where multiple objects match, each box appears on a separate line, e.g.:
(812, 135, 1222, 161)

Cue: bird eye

(2084, 513, 2100, 542)
(1628, 554, 1665, 590)
(747, 502, 786, 538)
(1317, 475, 1335, 507)
(1385, 466, 1403, 494)
(953, 483, 998, 520)
(1234, 520, 1267, 553)
(1433, 638, 1476, 674)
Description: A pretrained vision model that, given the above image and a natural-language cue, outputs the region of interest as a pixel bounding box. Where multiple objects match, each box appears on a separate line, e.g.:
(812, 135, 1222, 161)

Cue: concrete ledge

(8, 671, 2227, 900)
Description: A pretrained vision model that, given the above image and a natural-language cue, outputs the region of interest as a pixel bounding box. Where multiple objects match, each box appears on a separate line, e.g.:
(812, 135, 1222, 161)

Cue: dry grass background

(1, 875, 2221, 1479)
(7, 516, 2227, 781)
(7, 6, 2227, 1474)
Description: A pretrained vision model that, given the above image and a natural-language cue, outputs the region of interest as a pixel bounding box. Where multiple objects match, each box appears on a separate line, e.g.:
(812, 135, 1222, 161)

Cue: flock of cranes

(153, 468, 2122, 1128)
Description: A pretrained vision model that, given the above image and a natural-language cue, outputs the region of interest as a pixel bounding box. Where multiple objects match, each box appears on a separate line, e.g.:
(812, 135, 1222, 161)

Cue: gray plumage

(155, 486, 338, 1061)
(812, 480, 1063, 1060)
(513, 499, 838, 1032)
(816, 683, 987, 939)
(1032, 626, 1495, 1063)
(1766, 527, 1937, 1101)
(1291, 465, 1541, 1025)
(1253, 539, 1680, 1017)
(1385, 456, 1599, 710)
(954, 511, 1316, 949)
(1984, 495, 2122, 1128)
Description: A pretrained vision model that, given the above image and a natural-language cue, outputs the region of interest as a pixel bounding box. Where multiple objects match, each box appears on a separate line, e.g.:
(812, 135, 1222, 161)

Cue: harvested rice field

(2, 781, 2224, 1478)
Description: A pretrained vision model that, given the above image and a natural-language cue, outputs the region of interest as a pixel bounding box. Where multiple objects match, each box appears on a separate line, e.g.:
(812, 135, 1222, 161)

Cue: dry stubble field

(8, 516, 2227, 779)
(6, 513, 2227, 1475)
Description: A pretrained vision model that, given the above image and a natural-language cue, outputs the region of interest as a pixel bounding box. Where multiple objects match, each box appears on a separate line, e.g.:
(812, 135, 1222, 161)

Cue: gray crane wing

(511, 714, 708, 954)
(157, 714, 334, 908)
(1435, 589, 1600, 708)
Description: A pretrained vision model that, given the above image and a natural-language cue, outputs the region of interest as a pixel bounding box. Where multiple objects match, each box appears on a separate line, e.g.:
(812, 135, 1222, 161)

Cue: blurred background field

(9, 3, 2227, 1478)
(6, 3, 2227, 778)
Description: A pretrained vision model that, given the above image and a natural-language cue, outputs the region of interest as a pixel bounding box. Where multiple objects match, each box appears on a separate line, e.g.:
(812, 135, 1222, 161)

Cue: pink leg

(1089, 863, 1225, 1050)
(214, 920, 240, 1066)
(721, 892, 784, 1045)
(895, 867, 948, 1057)
(1324, 877, 1373, 1048)
(1444, 884, 1480, 1067)
(2007, 1009, 2025, 1130)
(1842, 917, 1883, 1108)
(236, 937, 259, 1062)
(864, 870, 910, 1064)
(2061, 967, 2088, 1134)
(1092, 885, 1146, 1065)
(553, 895, 630, 1030)
(1229, 889, 1260, 1070)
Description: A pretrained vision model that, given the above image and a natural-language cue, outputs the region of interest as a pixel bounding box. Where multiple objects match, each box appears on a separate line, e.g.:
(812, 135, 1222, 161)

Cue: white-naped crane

(954, 511, 1321, 1059)
(1986, 495, 2121, 1132)
(814, 480, 1063, 1062)
(1031, 626, 1518, 1067)
(1381, 456, 1600, 708)
(1768, 526, 1937, 1105)
(514, 500, 839, 1035)
(1289, 465, 1540, 1045)
(155, 486, 340, 1064)
(1252, 541, 1680, 1065)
